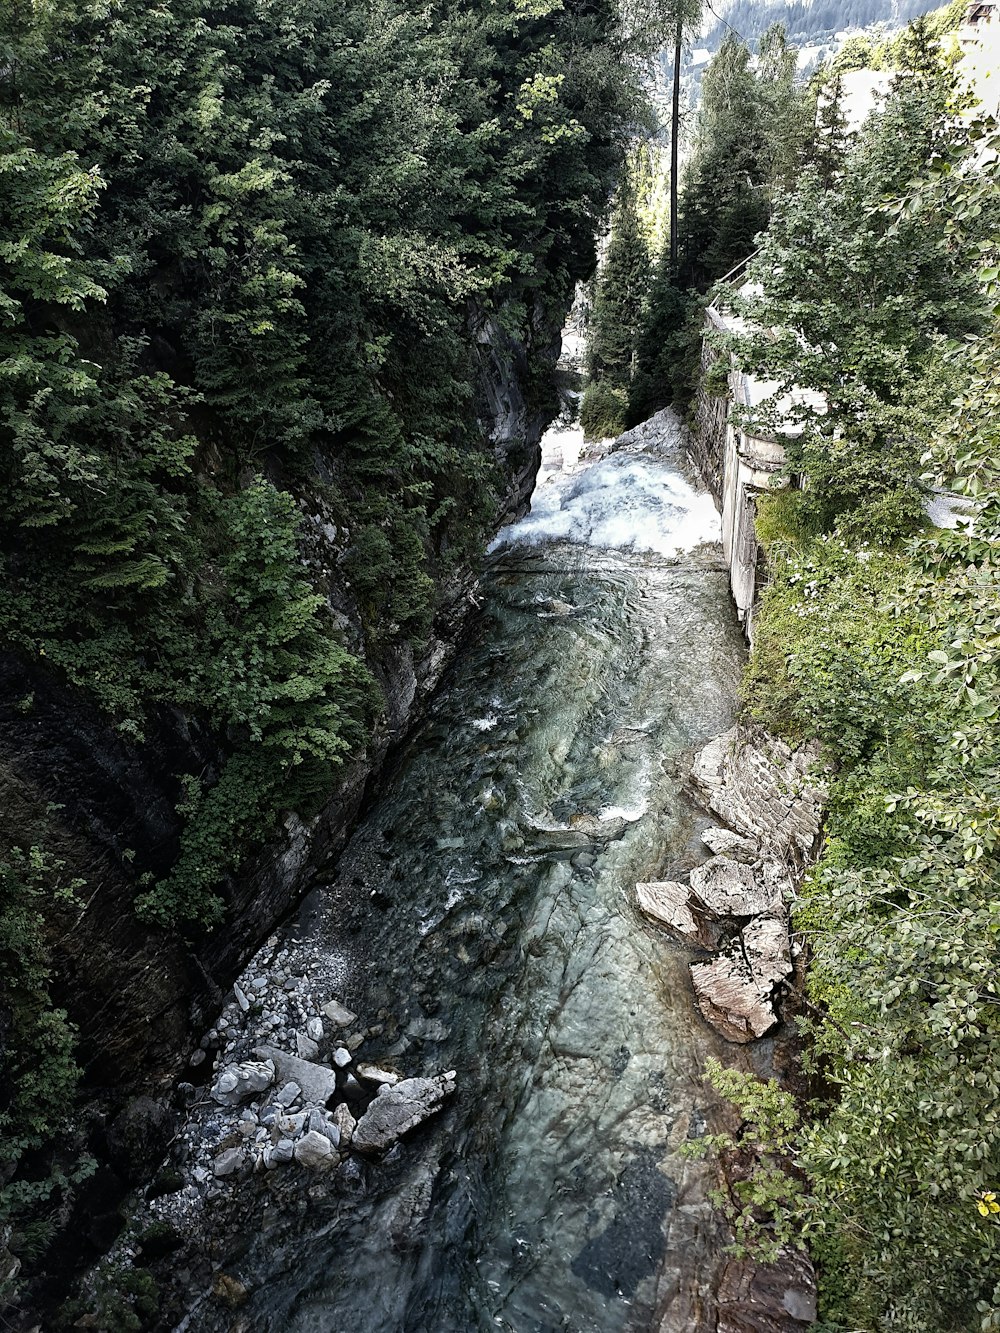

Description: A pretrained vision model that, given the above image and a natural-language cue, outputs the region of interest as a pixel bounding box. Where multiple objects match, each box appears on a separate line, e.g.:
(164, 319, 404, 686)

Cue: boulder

(690, 728, 734, 800)
(293, 1130, 336, 1168)
(211, 1059, 276, 1107)
(307, 1108, 341, 1147)
(742, 916, 792, 992)
(701, 825, 757, 861)
(322, 1000, 358, 1027)
(635, 880, 703, 946)
(275, 1081, 302, 1108)
(690, 857, 777, 917)
(254, 1045, 337, 1105)
(213, 1147, 243, 1178)
(352, 1072, 456, 1154)
(691, 953, 778, 1044)
(332, 1102, 357, 1148)
(295, 1032, 320, 1060)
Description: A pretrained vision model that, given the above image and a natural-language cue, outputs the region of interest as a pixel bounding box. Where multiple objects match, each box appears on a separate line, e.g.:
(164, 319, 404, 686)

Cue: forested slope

(0, 0, 642, 1305)
(667, 13, 1000, 1331)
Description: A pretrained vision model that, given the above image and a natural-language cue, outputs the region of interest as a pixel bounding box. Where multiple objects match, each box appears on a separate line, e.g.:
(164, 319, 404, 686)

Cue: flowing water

(185, 411, 746, 1332)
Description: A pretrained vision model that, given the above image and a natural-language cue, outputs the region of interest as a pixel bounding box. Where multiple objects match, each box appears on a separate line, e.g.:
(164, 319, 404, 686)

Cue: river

(176, 409, 746, 1332)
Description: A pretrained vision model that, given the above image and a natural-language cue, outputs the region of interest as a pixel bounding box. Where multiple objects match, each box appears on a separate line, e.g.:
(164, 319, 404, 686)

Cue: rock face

(690, 726, 824, 861)
(352, 1073, 457, 1155)
(636, 726, 824, 1045)
(635, 880, 703, 946)
(715, 1246, 818, 1331)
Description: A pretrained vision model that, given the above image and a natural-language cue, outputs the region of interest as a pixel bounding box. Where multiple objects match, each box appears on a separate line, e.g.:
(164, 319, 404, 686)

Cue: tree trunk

(669, 17, 682, 271)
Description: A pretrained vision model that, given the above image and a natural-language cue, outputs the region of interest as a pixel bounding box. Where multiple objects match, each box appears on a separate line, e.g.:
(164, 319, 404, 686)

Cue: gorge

(4, 0, 1000, 1329)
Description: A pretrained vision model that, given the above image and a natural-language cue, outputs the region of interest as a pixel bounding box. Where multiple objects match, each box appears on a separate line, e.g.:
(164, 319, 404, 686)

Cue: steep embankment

(0, 0, 640, 1308)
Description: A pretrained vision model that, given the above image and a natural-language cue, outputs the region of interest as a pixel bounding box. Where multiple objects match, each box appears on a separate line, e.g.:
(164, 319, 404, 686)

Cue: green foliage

(0, 847, 93, 1273)
(579, 379, 629, 439)
(627, 272, 700, 420)
(627, 23, 811, 425)
(698, 1058, 805, 1263)
(706, 102, 1000, 1333)
(583, 156, 652, 426)
(678, 25, 811, 291)
(1, 0, 642, 938)
(58, 1264, 160, 1333)
(726, 42, 983, 533)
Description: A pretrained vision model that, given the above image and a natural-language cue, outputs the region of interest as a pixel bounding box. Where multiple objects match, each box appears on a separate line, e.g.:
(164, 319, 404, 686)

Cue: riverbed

(168, 410, 747, 1332)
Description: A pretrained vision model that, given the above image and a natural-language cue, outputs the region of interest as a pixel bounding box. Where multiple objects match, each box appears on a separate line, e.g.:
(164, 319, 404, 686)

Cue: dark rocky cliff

(0, 307, 558, 1100)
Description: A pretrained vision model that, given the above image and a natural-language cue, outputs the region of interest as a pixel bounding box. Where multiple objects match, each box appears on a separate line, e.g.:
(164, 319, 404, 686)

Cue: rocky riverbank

(638, 726, 825, 1045)
(71, 931, 459, 1328)
(638, 724, 827, 1332)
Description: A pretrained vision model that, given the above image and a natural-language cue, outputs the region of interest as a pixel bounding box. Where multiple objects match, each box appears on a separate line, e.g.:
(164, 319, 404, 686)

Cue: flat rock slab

(742, 915, 792, 992)
(701, 825, 757, 861)
(254, 1045, 337, 1106)
(691, 953, 777, 1044)
(352, 1073, 456, 1154)
(321, 1001, 358, 1027)
(690, 857, 777, 917)
(636, 880, 703, 946)
(356, 1063, 400, 1086)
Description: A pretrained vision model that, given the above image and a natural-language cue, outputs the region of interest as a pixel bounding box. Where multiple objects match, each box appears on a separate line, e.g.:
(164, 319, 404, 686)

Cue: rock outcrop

(352, 1073, 457, 1155)
(637, 726, 825, 1044)
(96, 935, 458, 1314)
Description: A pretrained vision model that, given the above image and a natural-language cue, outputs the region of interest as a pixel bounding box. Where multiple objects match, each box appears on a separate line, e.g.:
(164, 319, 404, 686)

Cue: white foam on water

(490, 451, 720, 556)
(471, 715, 499, 732)
(597, 803, 646, 823)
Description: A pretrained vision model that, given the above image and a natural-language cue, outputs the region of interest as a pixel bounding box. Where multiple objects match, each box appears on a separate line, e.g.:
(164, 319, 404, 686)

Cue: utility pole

(669, 14, 682, 271)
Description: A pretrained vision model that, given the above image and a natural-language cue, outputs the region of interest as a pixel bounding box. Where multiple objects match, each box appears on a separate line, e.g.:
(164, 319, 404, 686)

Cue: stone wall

(691, 323, 728, 505)
(690, 308, 792, 642)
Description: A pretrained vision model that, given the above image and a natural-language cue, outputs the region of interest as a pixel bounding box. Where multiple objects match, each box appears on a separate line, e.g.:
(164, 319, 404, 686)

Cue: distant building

(959, 1, 1000, 116)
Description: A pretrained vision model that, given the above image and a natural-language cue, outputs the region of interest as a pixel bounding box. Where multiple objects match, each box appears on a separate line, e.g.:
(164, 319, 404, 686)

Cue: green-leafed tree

(0, 0, 647, 1286)
(581, 160, 652, 436)
(700, 51, 1000, 1333)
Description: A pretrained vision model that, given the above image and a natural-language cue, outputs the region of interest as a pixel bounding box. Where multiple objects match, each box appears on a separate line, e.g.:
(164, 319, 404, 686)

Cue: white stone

(293, 1130, 335, 1168)
(356, 1063, 400, 1086)
(275, 1081, 302, 1108)
(332, 1103, 356, 1147)
(322, 1001, 358, 1027)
